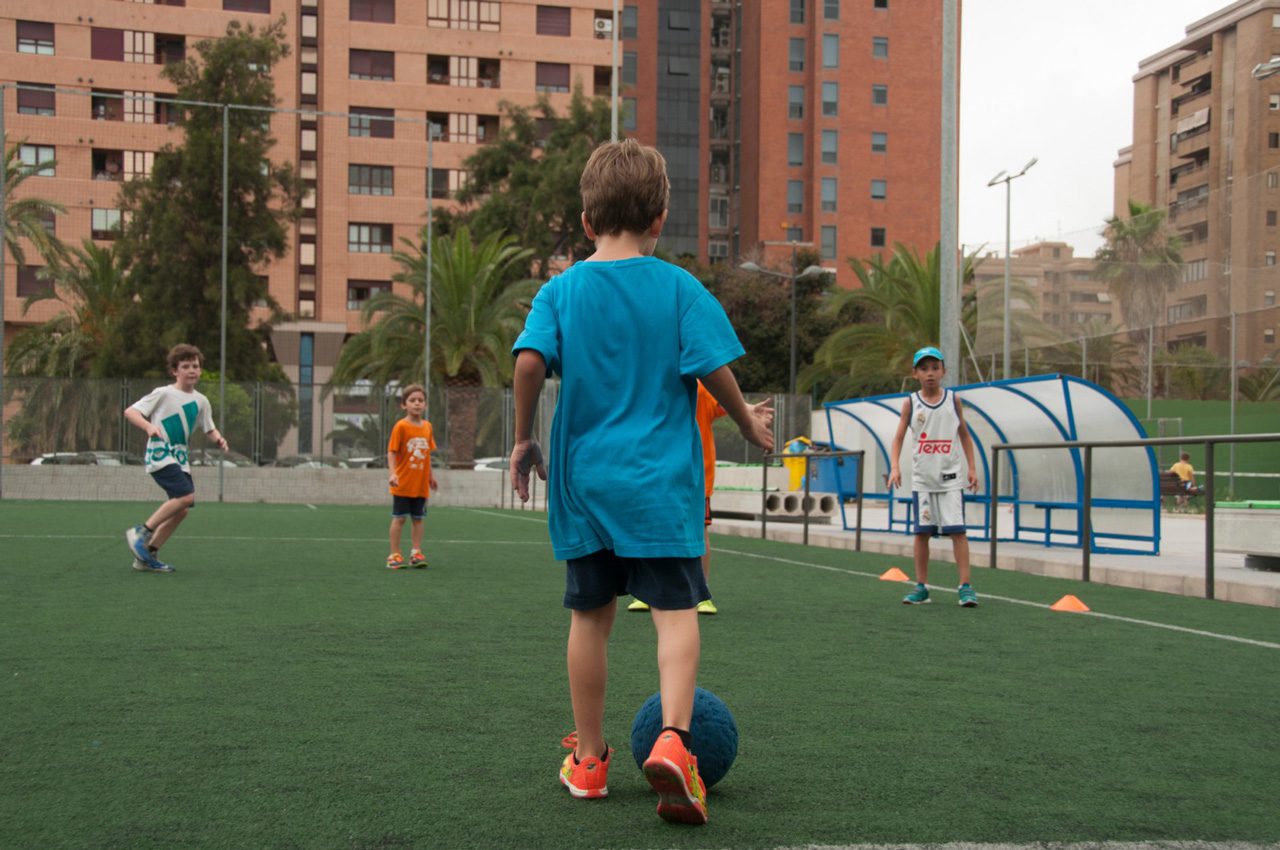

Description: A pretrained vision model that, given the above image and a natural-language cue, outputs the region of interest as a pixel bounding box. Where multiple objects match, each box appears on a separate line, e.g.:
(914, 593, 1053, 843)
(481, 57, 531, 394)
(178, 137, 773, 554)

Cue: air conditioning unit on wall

(594, 17, 613, 37)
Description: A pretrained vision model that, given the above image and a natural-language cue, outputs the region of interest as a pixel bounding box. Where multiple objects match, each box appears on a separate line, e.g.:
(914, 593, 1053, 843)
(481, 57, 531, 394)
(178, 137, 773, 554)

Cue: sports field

(2, 500, 1277, 850)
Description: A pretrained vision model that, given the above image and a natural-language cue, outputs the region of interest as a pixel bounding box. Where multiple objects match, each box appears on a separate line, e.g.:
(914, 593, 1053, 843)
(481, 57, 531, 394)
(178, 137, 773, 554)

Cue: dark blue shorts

(391, 496, 427, 519)
(564, 550, 709, 611)
(151, 465, 195, 501)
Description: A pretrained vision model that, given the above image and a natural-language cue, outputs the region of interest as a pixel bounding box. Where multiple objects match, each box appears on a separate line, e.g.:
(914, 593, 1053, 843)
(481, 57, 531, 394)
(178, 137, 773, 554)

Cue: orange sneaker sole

(642, 757, 708, 824)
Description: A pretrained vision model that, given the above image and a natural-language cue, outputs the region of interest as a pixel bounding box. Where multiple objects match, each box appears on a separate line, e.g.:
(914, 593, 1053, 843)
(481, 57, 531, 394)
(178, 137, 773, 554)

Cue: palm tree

(801, 243, 1055, 400)
(5, 241, 136, 457)
(4, 136, 67, 268)
(330, 225, 539, 466)
(1094, 200, 1183, 399)
(1048, 317, 1141, 395)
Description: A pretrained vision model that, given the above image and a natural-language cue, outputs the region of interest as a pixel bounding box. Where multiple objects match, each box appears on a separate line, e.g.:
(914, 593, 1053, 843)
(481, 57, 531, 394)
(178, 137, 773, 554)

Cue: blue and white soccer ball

(630, 687, 739, 788)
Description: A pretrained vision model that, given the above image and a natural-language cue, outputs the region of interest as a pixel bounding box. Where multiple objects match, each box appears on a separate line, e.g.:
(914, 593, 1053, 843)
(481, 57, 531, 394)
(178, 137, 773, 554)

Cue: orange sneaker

(642, 729, 708, 825)
(385, 553, 406, 570)
(559, 732, 612, 799)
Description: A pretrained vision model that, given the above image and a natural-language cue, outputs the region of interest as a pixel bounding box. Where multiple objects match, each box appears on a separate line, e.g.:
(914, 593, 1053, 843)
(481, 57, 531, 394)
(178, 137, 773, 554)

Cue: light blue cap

(912, 345, 945, 367)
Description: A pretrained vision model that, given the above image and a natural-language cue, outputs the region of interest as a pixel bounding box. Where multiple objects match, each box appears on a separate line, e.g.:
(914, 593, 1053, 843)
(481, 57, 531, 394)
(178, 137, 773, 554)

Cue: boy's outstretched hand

(510, 439, 547, 502)
(740, 415, 774, 452)
(749, 397, 775, 429)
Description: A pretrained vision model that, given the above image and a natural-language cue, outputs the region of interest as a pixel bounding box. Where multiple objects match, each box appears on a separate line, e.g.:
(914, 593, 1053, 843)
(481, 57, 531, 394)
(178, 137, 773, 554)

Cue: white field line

(468, 508, 548, 524)
(0, 534, 543, 545)
(714, 546, 1280, 651)
(766, 844, 1280, 850)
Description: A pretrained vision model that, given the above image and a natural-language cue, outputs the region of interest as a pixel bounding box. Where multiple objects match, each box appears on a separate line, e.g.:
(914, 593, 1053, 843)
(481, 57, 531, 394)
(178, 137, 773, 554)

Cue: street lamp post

(987, 157, 1037, 380)
(738, 258, 827, 400)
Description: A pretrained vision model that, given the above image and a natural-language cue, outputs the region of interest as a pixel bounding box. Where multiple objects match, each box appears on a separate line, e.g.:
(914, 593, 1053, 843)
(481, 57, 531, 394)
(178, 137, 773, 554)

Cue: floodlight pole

(0, 85, 6, 498)
(610, 0, 619, 141)
(425, 125, 436, 399)
(988, 158, 1037, 380)
(789, 240, 798, 401)
(219, 104, 229, 502)
(939, 0, 960, 381)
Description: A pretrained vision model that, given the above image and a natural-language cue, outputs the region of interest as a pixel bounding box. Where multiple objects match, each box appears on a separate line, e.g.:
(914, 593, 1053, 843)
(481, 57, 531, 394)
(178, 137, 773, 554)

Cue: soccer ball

(630, 687, 738, 788)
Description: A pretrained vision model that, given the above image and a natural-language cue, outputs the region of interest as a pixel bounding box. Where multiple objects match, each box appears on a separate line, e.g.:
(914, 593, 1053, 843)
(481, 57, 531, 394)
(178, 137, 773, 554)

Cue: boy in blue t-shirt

(511, 139, 772, 825)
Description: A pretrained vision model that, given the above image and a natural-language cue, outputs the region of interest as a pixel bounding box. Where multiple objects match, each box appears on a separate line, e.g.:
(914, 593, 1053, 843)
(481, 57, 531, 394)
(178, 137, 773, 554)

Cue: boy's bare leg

(567, 601, 617, 759)
(389, 516, 405, 554)
(144, 495, 194, 550)
(651, 607, 700, 731)
(913, 533, 931, 585)
(410, 517, 424, 552)
(701, 528, 711, 582)
(952, 533, 971, 585)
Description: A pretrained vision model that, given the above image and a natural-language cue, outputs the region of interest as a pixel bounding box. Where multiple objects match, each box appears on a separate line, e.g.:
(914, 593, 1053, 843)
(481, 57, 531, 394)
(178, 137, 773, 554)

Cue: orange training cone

(880, 567, 912, 582)
(1050, 594, 1090, 613)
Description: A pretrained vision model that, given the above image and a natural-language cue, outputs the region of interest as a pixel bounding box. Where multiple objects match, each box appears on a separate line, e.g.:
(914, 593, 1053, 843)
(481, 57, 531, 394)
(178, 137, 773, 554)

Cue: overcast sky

(959, 0, 1229, 257)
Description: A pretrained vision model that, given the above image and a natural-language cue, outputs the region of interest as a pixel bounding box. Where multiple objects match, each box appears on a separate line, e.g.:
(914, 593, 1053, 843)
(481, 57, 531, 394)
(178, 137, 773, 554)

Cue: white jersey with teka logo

(909, 389, 965, 491)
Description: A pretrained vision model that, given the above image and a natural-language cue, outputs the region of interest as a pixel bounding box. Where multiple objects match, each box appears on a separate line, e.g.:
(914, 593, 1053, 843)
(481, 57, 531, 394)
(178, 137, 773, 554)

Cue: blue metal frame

(822, 374, 1159, 554)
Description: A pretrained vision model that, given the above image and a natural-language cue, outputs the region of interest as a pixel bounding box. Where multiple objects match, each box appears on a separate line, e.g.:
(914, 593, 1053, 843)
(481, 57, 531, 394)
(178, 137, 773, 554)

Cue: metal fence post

(760, 456, 769, 540)
(1081, 445, 1092, 582)
(1204, 439, 1215, 600)
(802, 454, 811, 546)
(989, 447, 1000, 569)
(854, 450, 864, 552)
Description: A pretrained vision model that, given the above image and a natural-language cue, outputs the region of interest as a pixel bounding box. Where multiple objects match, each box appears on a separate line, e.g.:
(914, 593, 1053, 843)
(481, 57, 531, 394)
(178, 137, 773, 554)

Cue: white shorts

(912, 489, 966, 536)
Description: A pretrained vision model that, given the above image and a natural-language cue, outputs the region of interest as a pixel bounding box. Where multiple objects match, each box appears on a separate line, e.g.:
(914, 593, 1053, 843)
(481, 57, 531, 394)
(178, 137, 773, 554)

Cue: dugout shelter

(820, 374, 1161, 554)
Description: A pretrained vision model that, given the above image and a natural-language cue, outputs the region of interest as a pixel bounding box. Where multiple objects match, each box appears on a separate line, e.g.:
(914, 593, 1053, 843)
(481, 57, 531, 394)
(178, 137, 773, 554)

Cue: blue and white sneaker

(902, 583, 931, 605)
(126, 525, 153, 562)
(131, 555, 174, 573)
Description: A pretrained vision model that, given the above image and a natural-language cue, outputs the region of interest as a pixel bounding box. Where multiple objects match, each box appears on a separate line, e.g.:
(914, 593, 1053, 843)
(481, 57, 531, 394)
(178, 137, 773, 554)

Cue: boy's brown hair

(166, 344, 203, 374)
(580, 139, 670, 237)
(400, 383, 426, 404)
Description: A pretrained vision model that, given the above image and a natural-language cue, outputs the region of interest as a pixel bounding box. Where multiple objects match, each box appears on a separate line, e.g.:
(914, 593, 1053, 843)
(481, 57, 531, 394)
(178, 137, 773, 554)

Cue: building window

(668, 9, 691, 29)
(16, 21, 54, 55)
(17, 266, 50, 298)
(789, 38, 804, 72)
(789, 86, 805, 119)
(225, 0, 270, 11)
(1271, 133, 1280, 149)
(870, 227, 886, 247)
(1268, 210, 1277, 227)
(822, 82, 838, 116)
(787, 180, 804, 213)
(91, 27, 124, 61)
(536, 62, 571, 92)
(821, 177, 837, 211)
(349, 223, 393, 253)
(872, 131, 887, 152)
(708, 240, 729, 265)
(301, 71, 317, 98)
(17, 83, 55, 116)
(1271, 173, 1280, 189)
(873, 36, 888, 58)
(622, 52, 637, 85)
(429, 0, 500, 30)
(872, 84, 888, 105)
(350, 0, 394, 22)
(668, 56, 692, 75)
(871, 179, 886, 199)
(347, 280, 390, 311)
(536, 5, 571, 35)
(19, 144, 55, 177)
(824, 0, 839, 20)
(622, 97, 637, 130)
(821, 226, 837, 260)
(1265, 290, 1276, 306)
(622, 5, 638, 38)
(350, 49, 394, 81)
(1267, 251, 1277, 267)
(1271, 94, 1280, 111)
(92, 208, 122, 240)
(124, 150, 154, 180)
(874, 0, 888, 8)
(790, 0, 805, 23)
(821, 130, 838, 164)
(349, 164, 394, 196)
(709, 195, 729, 229)
(822, 34, 839, 68)
(786, 227, 803, 242)
(788, 133, 805, 166)
(349, 107, 394, 138)
(1266, 328, 1276, 344)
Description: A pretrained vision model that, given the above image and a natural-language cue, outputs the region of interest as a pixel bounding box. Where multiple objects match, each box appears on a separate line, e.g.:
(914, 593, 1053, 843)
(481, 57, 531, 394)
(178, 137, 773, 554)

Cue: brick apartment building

(1113, 0, 1280, 366)
(1, 0, 947, 388)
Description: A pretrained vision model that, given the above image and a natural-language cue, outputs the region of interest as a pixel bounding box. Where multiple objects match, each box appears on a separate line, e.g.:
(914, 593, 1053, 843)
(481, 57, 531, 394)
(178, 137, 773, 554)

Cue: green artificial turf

(1, 500, 1277, 849)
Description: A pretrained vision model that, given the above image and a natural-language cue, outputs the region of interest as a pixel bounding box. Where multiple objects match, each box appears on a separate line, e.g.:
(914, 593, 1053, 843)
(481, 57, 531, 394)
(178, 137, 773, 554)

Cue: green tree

(330, 225, 539, 466)
(451, 88, 614, 277)
(4, 136, 67, 268)
(197, 372, 296, 463)
(1157, 344, 1228, 401)
(1239, 366, 1280, 402)
(1046, 318, 1141, 395)
(116, 17, 303, 380)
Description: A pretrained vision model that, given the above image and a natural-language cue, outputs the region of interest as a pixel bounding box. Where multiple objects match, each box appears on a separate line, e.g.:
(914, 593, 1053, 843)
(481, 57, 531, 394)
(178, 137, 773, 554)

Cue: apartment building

(1114, 0, 1280, 365)
(0, 0, 612, 388)
(969, 241, 1117, 341)
(622, 0, 945, 281)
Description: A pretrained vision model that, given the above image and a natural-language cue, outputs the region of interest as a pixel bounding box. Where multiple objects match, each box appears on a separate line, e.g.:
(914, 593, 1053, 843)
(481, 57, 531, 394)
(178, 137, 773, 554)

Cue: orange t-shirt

(388, 417, 437, 498)
(696, 382, 727, 498)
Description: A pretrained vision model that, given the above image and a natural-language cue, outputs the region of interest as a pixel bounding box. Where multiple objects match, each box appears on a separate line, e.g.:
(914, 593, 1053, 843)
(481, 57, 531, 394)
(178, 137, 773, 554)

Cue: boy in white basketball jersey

(888, 346, 979, 607)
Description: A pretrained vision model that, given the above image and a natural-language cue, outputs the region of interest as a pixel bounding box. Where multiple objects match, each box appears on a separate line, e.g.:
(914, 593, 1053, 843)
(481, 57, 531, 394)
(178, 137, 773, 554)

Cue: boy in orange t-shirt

(630, 381, 771, 614)
(386, 383, 439, 569)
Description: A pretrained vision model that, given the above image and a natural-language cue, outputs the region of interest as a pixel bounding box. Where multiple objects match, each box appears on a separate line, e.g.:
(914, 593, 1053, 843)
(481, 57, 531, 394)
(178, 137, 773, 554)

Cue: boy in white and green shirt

(123, 344, 227, 573)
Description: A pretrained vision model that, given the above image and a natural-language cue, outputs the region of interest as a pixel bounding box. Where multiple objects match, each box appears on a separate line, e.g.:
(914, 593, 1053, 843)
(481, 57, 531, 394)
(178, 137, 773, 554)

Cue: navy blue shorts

(151, 465, 195, 501)
(391, 496, 427, 519)
(564, 550, 709, 611)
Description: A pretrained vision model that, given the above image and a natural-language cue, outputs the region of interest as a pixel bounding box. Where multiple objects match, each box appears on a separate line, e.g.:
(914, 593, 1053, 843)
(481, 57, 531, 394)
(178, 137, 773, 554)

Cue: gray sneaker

(902, 583, 930, 605)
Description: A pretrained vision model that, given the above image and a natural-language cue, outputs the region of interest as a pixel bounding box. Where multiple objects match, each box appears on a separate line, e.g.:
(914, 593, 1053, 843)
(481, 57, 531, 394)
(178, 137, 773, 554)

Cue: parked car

(473, 456, 508, 471)
(29, 451, 133, 466)
(189, 448, 256, 468)
(269, 454, 349, 469)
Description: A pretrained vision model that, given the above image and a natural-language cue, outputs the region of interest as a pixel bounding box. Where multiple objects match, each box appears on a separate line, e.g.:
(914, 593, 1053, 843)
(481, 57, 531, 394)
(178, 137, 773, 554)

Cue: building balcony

(1174, 52, 1212, 86)
(1174, 127, 1211, 158)
(1171, 86, 1210, 117)
(1169, 193, 1209, 224)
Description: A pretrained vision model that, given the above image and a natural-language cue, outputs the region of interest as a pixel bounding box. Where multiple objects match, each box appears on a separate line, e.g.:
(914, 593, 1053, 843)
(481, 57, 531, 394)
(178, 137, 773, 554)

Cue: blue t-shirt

(513, 257, 745, 560)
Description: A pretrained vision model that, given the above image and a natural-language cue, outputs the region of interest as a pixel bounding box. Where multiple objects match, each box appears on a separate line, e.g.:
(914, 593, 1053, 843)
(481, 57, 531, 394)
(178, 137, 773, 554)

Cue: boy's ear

(580, 211, 598, 241)
(648, 209, 669, 237)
